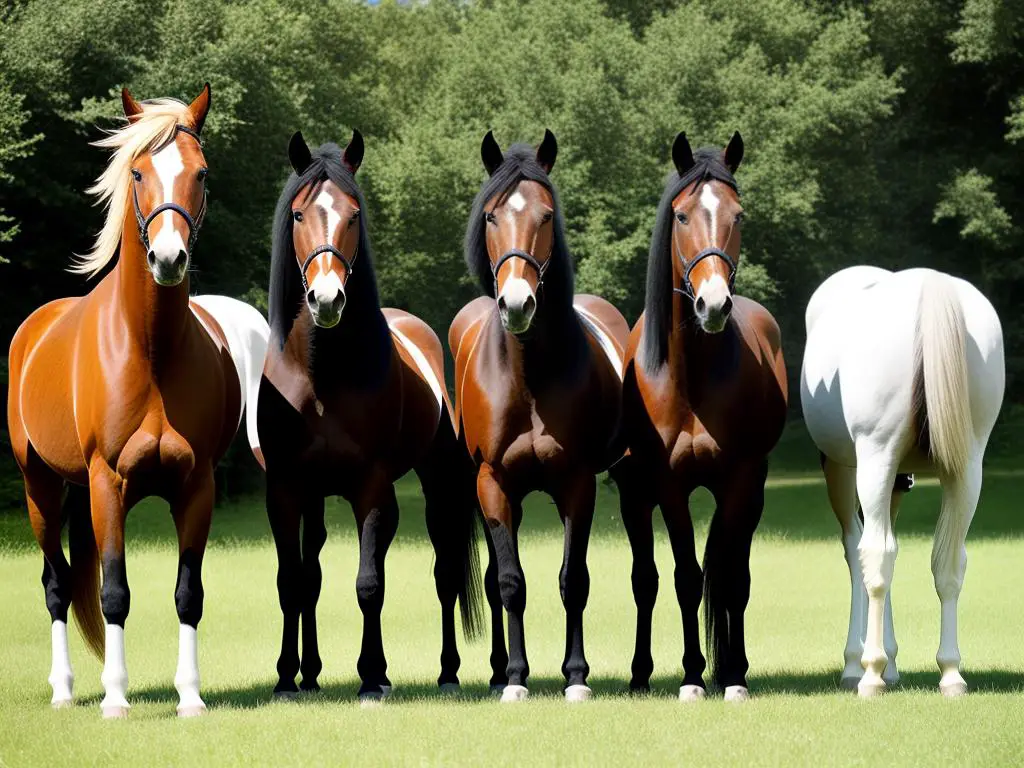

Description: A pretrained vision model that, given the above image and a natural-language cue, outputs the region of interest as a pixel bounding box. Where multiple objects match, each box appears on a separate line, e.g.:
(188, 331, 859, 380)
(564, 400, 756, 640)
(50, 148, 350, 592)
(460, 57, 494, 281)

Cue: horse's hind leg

(299, 497, 327, 693)
(823, 458, 868, 688)
(21, 456, 74, 707)
(482, 523, 509, 691)
(853, 449, 898, 697)
(554, 471, 596, 701)
(932, 458, 982, 697)
(612, 459, 658, 693)
(170, 469, 214, 717)
(353, 477, 400, 701)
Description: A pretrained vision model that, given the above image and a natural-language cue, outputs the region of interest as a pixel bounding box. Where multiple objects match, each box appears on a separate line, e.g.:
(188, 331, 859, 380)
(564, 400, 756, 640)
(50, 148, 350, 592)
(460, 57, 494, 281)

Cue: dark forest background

(1, 0, 1021, 503)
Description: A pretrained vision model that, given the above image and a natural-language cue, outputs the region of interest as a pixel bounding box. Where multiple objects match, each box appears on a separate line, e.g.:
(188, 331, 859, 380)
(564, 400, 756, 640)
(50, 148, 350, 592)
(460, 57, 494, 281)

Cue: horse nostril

(694, 296, 706, 314)
(722, 295, 734, 317)
(306, 289, 317, 307)
(147, 251, 157, 269)
(497, 295, 508, 314)
(333, 292, 346, 313)
(174, 250, 188, 271)
(523, 294, 536, 317)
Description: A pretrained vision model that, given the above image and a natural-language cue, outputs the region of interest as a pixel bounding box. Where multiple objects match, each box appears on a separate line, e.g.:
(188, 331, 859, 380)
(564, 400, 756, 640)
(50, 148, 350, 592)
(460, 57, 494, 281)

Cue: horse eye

(350, 210, 360, 222)
(485, 212, 497, 225)
(197, 168, 208, 182)
(131, 169, 142, 182)
(541, 212, 553, 223)
(292, 210, 303, 223)
(735, 211, 746, 224)
(675, 212, 687, 224)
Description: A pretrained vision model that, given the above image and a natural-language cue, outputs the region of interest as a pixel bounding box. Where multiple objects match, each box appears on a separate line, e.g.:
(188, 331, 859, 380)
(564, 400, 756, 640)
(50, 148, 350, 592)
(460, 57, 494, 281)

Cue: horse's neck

(307, 303, 391, 390)
(113, 228, 192, 364)
(498, 302, 585, 390)
(667, 292, 721, 389)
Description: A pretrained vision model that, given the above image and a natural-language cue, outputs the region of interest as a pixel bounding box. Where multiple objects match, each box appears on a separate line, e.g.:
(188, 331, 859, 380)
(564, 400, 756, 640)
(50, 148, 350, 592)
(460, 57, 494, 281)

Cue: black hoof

(299, 679, 321, 694)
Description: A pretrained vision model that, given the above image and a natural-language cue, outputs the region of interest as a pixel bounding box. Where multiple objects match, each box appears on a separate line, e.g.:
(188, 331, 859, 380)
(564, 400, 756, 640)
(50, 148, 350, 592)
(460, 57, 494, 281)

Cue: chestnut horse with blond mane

(450, 131, 629, 702)
(257, 131, 481, 702)
(7, 85, 269, 718)
(614, 132, 787, 702)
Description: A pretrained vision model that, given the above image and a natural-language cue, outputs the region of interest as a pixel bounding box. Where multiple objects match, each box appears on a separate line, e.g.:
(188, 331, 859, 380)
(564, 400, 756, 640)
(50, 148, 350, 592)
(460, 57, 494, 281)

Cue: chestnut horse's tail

(701, 512, 729, 689)
(914, 272, 972, 479)
(66, 484, 104, 659)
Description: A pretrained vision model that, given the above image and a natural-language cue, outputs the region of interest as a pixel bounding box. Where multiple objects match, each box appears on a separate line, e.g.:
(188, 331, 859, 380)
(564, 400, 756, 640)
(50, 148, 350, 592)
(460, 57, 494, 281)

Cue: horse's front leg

(477, 462, 529, 702)
(554, 470, 596, 701)
(170, 468, 214, 717)
(89, 459, 130, 719)
(353, 474, 399, 702)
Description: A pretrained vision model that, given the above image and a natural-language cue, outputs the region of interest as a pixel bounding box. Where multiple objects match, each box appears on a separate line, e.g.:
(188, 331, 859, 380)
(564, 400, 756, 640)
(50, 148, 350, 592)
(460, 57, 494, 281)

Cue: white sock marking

(175, 624, 205, 712)
(101, 623, 130, 712)
(49, 620, 74, 705)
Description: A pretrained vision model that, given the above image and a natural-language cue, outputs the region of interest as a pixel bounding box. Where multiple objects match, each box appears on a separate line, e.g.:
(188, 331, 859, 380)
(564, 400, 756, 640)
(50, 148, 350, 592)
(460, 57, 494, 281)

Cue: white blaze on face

(700, 184, 720, 235)
(694, 184, 731, 312)
(508, 191, 527, 212)
(149, 139, 187, 262)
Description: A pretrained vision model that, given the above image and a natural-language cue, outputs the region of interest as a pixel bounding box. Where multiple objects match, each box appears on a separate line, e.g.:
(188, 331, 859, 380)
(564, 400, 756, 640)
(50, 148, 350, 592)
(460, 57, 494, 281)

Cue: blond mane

(71, 99, 193, 277)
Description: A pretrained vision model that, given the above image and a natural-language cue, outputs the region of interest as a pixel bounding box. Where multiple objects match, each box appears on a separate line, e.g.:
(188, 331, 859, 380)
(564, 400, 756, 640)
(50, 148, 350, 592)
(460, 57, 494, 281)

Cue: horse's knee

(174, 549, 205, 627)
(559, 563, 590, 608)
(631, 562, 658, 609)
(674, 562, 702, 607)
(859, 537, 897, 596)
(355, 570, 382, 607)
(498, 569, 526, 614)
(100, 557, 130, 626)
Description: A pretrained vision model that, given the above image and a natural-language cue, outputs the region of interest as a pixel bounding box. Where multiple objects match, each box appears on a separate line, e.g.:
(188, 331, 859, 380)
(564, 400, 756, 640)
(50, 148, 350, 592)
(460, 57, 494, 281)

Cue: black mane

(464, 144, 574, 309)
(268, 142, 380, 346)
(641, 148, 739, 372)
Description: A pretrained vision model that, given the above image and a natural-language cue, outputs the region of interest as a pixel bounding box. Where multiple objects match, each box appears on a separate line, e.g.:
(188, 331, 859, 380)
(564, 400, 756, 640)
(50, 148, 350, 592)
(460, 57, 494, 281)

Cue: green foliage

(1, 0, 1023, 504)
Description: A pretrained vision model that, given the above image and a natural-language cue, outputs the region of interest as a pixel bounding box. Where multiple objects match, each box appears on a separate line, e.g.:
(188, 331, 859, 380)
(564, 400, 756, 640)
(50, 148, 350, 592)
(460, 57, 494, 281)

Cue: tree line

(1, 0, 1021, 500)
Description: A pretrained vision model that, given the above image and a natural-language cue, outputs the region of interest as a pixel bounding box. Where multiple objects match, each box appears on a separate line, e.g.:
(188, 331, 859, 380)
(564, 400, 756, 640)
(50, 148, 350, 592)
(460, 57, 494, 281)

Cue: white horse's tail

(914, 272, 972, 478)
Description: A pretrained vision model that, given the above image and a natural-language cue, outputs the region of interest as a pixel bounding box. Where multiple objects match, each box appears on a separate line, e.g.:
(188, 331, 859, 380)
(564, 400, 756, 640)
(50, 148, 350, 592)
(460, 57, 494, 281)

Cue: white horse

(801, 266, 1004, 697)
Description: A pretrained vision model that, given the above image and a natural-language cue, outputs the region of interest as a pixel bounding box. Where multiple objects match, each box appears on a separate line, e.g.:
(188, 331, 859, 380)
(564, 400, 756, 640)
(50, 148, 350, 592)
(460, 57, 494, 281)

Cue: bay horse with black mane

(257, 131, 481, 701)
(7, 85, 269, 718)
(614, 132, 787, 701)
(450, 130, 629, 702)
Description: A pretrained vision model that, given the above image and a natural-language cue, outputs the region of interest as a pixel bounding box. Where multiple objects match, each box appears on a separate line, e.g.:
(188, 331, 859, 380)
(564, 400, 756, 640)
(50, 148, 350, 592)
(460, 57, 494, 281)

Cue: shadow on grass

(76, 668, 1024, 710)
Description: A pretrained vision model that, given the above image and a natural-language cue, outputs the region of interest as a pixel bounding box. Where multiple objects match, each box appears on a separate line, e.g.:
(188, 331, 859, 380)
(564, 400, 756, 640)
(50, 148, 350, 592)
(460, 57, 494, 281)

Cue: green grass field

(1, 428, 1022, 766)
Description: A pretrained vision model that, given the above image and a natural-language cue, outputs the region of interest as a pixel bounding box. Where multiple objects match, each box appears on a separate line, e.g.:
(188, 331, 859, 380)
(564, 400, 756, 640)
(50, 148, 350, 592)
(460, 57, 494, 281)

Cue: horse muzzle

(497, 277, 537, 334)
(306, 275, 347, 328)
(694, 280, 734, 334)
(147, 247, 189, 287)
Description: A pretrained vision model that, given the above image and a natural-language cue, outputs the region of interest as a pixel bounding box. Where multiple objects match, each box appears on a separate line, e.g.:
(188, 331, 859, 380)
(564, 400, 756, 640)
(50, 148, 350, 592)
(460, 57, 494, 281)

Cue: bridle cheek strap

(491, 248, 548, 296)
(673, 246, 737, 300)
(300, 243, 355, 294)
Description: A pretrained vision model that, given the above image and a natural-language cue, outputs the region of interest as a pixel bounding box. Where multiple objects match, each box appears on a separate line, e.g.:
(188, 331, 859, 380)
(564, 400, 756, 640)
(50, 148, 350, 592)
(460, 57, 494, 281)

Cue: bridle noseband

(491, 248, 548, 296)
(132, 124, 207, 255)
(673, 246, 737, 300)
(300, 243, 356, 294)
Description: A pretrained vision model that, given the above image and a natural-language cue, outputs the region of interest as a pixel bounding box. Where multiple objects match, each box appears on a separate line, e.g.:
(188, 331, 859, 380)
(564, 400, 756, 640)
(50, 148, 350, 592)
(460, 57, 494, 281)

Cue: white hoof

(724, 685, 749, 702)
(565, 684, 592, 703)
(177, 704, 207, 718)
(51, 697, 74, 710)
(101, 705, 129, 719)
(857, 677, 886, 698)
(439, 682, 461, 696)
(940, 678, 968, 698)
(678, 684, 706, 702)
(500, 684, 529, 703)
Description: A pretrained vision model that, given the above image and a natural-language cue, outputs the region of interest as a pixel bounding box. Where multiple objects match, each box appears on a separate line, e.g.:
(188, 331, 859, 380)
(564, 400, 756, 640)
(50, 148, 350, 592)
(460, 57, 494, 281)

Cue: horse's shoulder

(448, 296, 492, 364)
(735, 296, 780, 344)
(384, 308, 450, 426)
(10, 296, 80, 358)
(573, 294, 630, 349)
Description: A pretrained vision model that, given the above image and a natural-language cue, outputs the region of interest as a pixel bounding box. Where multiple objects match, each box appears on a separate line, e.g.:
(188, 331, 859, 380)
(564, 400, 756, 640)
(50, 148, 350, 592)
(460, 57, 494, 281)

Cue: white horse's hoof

(857, 678, 886, 698)
(565, 684, 592, 702)
(177, 704, 207, 718)
(439, 682, 461, 696)
(941, 681, 968, 698)
(51, 698, 74, 710)
(724, 685, 749, 702)
(101, 705, 129, 719)
(489, 684, 507, 697)
(500, 684, 529, 703)
(678, 685, 706, 702)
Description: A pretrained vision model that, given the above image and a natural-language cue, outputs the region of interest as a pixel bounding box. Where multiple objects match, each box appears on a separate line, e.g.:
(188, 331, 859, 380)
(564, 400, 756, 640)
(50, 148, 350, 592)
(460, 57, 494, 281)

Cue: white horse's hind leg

(854, 453, 898, 698)
(932, 458, 982, 697)
(48, 619, 74, 707)
(823, 459, 865, 688)
(882, 487, 906, 685)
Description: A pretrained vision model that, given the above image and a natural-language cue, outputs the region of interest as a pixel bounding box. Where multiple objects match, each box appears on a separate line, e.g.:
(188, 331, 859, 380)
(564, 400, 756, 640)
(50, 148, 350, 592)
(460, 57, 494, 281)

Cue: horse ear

(187, 83, 212, 135)
(121, 87, 143, 121)
(481, 130, 504, 176)
(672, 132, 695, 176)
(723, 131, 744, 173)
(536, 129, 557, 174)
(343, 129, 364, 175)
(289, 131, 312, 175)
